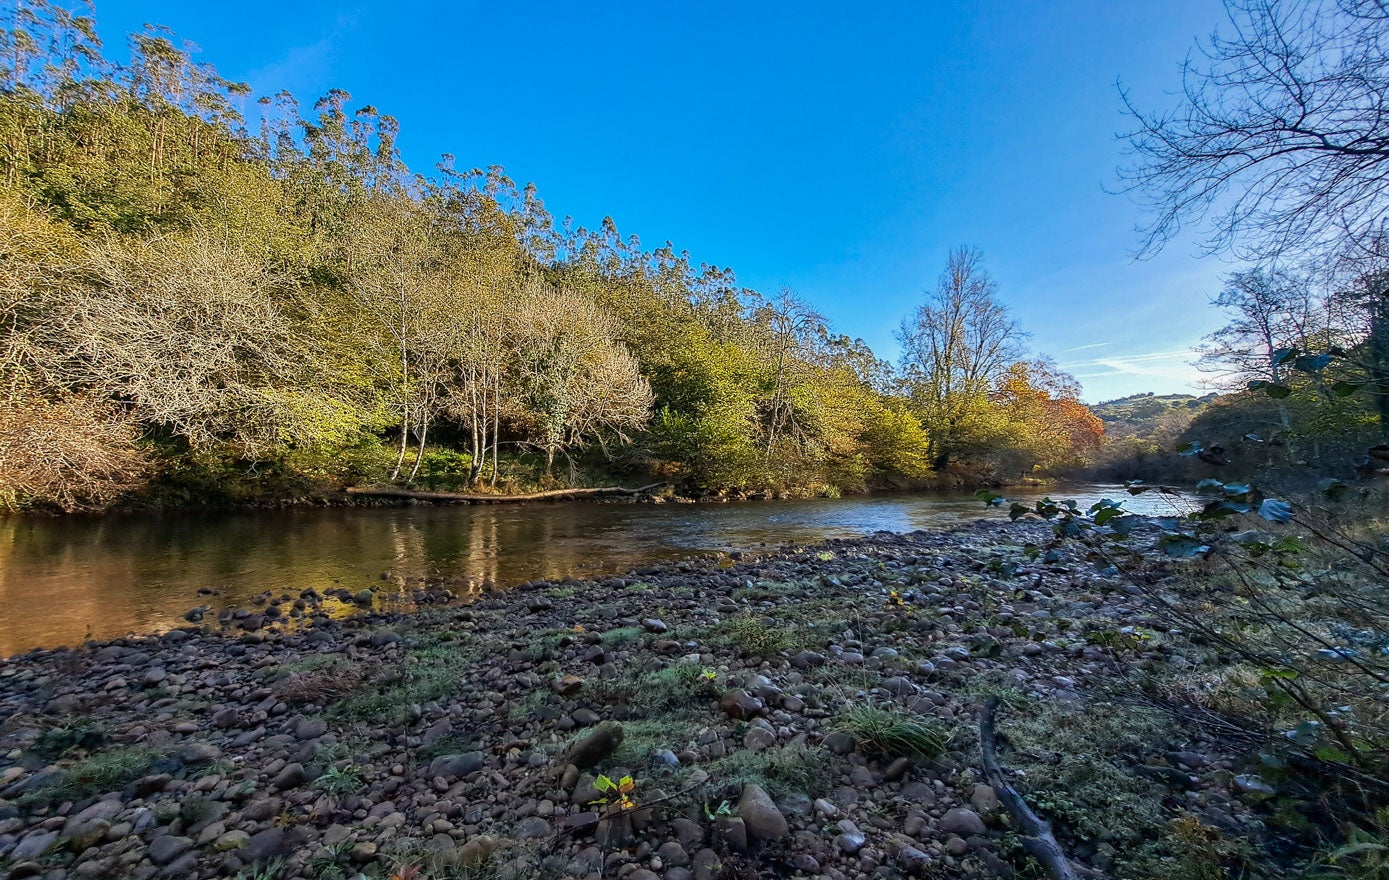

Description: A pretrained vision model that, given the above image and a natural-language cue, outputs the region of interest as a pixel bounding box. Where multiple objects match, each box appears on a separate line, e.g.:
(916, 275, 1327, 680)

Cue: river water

(0, 485, 1190, 655)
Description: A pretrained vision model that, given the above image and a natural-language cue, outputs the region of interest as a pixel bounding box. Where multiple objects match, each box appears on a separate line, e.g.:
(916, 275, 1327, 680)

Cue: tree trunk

(490, 374, 501, 487)
(390, 410, 409, 481)
(406, 414, 428, 484)
(1371, 287, 1389, 437)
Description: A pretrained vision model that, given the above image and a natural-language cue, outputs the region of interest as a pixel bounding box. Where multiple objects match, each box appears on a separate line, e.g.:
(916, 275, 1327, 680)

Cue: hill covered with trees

(0, 2, 1104, 511)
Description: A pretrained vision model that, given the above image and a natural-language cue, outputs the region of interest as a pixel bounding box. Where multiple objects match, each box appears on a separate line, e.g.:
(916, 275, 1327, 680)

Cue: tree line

(0, 1, 1102, 511)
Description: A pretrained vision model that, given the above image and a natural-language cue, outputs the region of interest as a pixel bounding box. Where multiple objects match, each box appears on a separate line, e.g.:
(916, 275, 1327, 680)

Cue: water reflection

(0, 485, 1190, 655)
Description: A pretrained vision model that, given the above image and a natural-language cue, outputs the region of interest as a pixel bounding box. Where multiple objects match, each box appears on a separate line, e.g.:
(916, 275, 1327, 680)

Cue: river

(0, 484, 1190, 655)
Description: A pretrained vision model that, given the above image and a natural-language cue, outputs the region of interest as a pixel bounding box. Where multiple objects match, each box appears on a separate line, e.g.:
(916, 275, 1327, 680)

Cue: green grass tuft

(599, 626, 645, 647)
(834, 703, 949, 758)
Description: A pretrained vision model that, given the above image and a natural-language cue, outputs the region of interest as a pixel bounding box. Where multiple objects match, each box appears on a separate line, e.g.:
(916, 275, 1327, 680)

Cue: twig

(980, 697, 1088, 880)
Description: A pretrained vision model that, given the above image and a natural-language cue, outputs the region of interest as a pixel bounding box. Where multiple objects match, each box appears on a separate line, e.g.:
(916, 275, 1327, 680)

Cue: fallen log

(344, 482, 667, 505)
(980, 696, 1088, 880)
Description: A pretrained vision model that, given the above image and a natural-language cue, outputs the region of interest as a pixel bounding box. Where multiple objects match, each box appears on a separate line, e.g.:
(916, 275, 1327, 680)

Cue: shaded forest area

(0, 2, 1111, 512)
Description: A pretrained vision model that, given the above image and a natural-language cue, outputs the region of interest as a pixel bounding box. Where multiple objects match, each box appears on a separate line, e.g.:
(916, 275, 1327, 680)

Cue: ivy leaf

(1292, 353, 1332, 373)
(1258, 499, 1294, 523)
(1108, 515, 1141, 536)
(1318, 478, 1350, 501)
(1248, 380, 1292, 398)
(1158, 533, 1210, 558)
(1176, 442, 1203, 457)
(1330, 380, 1363, 398)
(1199, 499, 1250, 519)
(1093, 506, 1124, 526)
(974, 489, 1005, 507)
(1008, 502, 1030, 522)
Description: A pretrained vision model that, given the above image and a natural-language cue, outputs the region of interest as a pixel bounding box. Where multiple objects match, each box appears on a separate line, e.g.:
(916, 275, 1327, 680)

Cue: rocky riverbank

(0, 522, 1272, 880)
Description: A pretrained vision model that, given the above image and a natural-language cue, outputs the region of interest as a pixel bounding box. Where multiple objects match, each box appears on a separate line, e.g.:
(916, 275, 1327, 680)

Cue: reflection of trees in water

(0, 514, 188, 653)
(0, 505, 652, 653)
(5, 495, 1088, 654)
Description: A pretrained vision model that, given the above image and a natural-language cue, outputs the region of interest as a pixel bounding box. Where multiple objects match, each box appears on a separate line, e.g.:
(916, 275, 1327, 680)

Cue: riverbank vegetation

(0, 2, 1110, 513)
(1080, 263, 1389, 487)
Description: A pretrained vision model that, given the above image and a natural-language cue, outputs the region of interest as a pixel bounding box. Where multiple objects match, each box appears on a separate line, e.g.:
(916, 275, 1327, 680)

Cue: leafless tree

(752, 288, 825, 461)
(898, 247, 1026, 467)
(1196, 268, 1320, 395)
(1120, 0, 1389, 263)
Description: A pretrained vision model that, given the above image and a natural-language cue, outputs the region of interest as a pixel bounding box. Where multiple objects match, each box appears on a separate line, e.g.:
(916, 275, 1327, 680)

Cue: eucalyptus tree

(341, 189, 444, 480)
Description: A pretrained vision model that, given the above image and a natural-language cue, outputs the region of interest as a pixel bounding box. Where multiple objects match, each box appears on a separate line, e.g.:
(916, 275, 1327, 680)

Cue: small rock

(147, 836, 192, 866)
(237, 828, 286, 863)
(657, 840, 690, 866)
(567, 721, 624, 768)
(177, 742, 221, 763)
(211, 707, 239, 729)
(1234, 774, 1276, 796)
(743, 727, 776, 750)
(516, 817, 550, 838)
(940, 807, 986, 836)
(885, 756, 911, 782)
(273, 762, 309, 789)
(428, 752, 486, 779)
(718, 689, 763, 719)
(790, 650, 827, 668)
(880, 676, 917, 696)
(213, 830, 250, 852)
(293, 718, 327, 740)
(11, 830, 58, 860)
(351, 840, 378, 863)
(822, 731, 857, 754)
(970, 782, 1001, 813)
(897, 844, 933, 876)
(737, 783, 789, 842)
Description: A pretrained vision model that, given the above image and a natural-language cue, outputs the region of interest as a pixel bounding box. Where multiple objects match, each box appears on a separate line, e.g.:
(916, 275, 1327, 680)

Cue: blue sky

(95, 0, 1240, 402)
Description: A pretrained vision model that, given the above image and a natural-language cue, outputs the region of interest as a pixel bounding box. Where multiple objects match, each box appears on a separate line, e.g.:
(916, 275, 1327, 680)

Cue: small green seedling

(590, 774, 637, 811)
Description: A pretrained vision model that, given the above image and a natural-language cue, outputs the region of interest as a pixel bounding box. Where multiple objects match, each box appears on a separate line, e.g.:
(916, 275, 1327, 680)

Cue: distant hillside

(1091, 392, 1217, 433)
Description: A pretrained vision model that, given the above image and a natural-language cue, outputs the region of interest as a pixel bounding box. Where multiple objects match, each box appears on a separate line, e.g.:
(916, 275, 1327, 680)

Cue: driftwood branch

(980, 696, 1088, 880)
(344, 482, 667, 505)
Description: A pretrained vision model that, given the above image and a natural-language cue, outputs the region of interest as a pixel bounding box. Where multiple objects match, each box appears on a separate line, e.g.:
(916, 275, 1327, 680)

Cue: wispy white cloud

(245, 12, 361, 97)
(1063, 348, 1203, 386)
